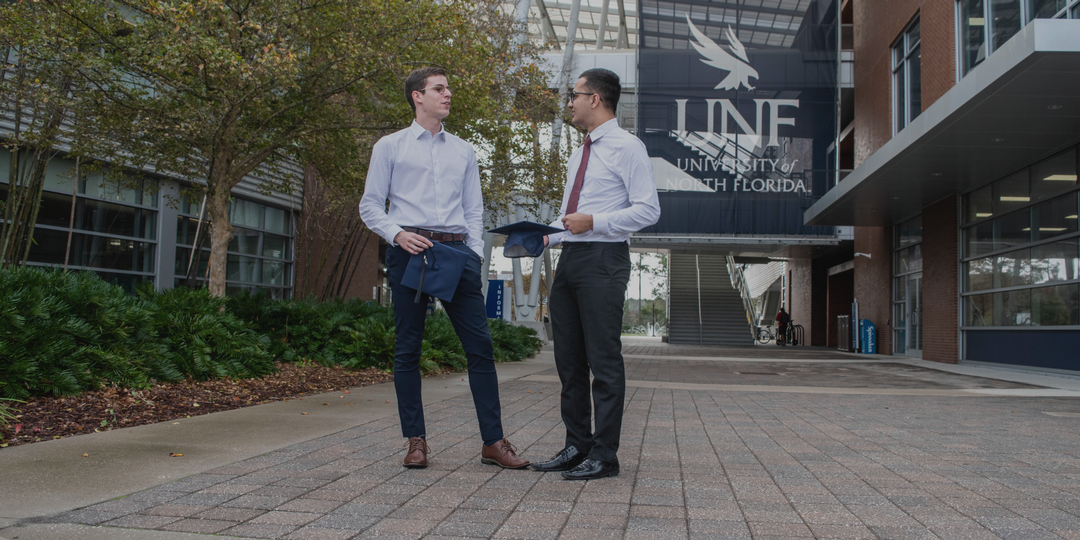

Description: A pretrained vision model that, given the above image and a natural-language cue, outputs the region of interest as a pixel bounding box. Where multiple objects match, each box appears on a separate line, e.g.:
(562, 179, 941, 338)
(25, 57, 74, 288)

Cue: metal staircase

(667, 254, 754, 346)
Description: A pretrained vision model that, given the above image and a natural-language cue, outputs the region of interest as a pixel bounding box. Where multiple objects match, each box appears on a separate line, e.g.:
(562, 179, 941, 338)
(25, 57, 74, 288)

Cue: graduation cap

(401, 242, 470, 303)
(488, 221, 565, 258)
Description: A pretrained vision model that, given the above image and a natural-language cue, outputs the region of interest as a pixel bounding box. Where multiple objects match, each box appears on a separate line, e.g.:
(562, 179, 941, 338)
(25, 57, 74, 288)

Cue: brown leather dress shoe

(481, 438, 530, 469)
(403, 437, 429, 468)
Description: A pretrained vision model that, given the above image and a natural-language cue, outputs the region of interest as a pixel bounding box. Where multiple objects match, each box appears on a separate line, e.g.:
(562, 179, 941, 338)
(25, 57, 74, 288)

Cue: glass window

(893, 18, 922, 132)
(73, 198, 157, 240)
(262, 260, 287, 286)
(967, 256, 995, 291)
(896, 216, 923, 248)
(993, 169, 1030, 213)
(230, 228, 261, 255)
(1029, 0, 1068, 17)
(1032, 284, 1079, 325)
(895, 244, 923, 274)
(994, 248, 1032, 288)
(961, 0, 987, 75)
(229, 199, 262, 228)
(965, 184, 994, 224)
(966, 219, 995, 258)
(1031, 240, 1080, 284)
(995, 209, 1033, 250)
(227, 255, 259, 282)
(1031, 193, 1078, 241)
(966, 292, 994, 326)
(175, 247, 209, 278)
(1031, 148, 1077, 202)
(264, 207, 289, 235)
(262, 234, 288, 259)
(80, 174, 156, 208)
(67, 233, 155, 273)
(999, 288, 1033, 325)
(990, 0, 1023, 50)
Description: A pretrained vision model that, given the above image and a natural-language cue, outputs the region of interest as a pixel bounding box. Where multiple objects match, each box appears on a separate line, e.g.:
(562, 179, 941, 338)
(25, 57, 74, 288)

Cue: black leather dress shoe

(561, 457, 619, 480)
(529, 446, 586, 472)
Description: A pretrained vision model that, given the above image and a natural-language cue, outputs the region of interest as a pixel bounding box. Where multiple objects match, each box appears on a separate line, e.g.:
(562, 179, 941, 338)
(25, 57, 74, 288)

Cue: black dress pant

(549, 241, 630, 462)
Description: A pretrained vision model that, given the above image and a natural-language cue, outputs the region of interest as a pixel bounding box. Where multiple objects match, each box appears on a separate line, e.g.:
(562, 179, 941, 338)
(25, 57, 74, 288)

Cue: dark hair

(404, 66, 447, 112)
(578, 68, 620, 112)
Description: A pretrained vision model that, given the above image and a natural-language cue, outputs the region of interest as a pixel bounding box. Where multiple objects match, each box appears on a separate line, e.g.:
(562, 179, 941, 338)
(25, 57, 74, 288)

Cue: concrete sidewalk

(3, 340, 1080, 539)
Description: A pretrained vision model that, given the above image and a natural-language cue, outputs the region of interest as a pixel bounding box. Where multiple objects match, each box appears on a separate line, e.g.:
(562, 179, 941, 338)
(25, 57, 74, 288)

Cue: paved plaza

(4, 339, 1080, 540)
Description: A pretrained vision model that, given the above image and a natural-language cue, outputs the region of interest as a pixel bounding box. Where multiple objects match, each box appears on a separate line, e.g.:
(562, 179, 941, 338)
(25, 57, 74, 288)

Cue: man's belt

(402, 227, 465, 243)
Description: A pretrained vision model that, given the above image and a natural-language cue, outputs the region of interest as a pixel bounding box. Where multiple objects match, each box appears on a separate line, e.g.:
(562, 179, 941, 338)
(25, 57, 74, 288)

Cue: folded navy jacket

(401, 242, 470, 303)
(488, 221, 564, 258)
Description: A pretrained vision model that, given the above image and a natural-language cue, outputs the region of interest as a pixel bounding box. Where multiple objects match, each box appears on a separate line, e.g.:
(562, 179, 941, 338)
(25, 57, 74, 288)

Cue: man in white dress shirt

(358, 66, 528, 470)
(529, 68, 661, 480)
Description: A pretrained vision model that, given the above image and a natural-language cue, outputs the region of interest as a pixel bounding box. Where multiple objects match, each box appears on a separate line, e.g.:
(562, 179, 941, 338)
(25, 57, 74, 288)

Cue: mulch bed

(0, 362, 393, 449)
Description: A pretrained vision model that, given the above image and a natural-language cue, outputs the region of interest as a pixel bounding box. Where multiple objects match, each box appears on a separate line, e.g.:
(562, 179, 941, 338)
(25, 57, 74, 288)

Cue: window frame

(892, 16, 922, 134)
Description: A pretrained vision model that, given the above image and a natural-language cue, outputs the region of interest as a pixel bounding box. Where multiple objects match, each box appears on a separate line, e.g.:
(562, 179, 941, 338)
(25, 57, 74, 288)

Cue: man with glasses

(530, 68, 661, 480)
(358, 66, 529, 470)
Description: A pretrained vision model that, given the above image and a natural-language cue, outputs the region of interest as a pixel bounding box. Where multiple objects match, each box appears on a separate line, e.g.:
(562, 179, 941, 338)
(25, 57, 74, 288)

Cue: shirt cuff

(547, 231, 570, 248)
(385, 225, 405, 247)
(592, 213, 610, 235)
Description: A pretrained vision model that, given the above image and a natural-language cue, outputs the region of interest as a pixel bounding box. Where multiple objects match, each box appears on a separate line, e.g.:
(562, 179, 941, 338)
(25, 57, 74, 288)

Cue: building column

(921, 196, 959, 363)
(853, 225, 892, 354)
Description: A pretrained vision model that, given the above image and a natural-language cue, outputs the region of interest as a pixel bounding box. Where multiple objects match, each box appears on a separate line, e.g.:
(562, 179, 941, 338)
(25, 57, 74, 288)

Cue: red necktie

(565, 135, 592, 215)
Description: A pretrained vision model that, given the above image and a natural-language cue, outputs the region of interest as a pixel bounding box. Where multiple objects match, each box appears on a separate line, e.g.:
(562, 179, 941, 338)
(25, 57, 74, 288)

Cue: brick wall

(921, 195, 959, 363)
(853, 225, 893, 355)
(789, 256, 842, 347)
(853, 0, 956, 166)
(293, 165, 383, 301)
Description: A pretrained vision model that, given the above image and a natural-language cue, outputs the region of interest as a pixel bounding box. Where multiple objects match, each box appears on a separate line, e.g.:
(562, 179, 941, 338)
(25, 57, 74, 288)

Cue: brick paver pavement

(46, 345, 1080, 539)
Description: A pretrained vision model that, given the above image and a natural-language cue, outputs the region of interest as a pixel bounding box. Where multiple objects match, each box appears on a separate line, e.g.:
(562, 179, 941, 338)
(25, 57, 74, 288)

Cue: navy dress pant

(385, 242, 503, 443)
(549, 241, 631, 462)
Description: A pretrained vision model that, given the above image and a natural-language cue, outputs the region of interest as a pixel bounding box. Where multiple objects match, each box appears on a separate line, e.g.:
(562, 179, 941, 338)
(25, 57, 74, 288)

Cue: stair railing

(726, 256, 758, 339)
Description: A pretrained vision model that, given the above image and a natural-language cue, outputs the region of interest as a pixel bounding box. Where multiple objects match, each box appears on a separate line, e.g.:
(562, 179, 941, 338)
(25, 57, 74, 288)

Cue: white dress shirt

(358, 121, 485, 257)
(548, 118, 661, 246)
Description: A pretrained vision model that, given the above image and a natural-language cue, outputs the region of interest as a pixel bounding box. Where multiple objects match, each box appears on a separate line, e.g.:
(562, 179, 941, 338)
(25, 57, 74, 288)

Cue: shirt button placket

(431, 139, 441, 222)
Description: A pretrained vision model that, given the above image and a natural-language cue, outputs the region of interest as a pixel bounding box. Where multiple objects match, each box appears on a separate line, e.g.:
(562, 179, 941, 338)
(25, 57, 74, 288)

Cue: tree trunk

(205, 189, 233, 297)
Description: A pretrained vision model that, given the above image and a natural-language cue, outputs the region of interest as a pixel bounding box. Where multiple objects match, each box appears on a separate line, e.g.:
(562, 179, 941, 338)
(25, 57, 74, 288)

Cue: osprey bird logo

(686, 15, 759, 91)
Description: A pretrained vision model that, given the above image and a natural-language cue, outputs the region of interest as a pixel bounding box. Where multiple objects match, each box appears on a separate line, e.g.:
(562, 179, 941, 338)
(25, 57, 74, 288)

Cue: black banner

(638, 0, 838, 236)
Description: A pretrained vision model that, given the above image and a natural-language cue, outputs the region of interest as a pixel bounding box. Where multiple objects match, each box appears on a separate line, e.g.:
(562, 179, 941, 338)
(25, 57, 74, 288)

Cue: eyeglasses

(569, 91, 601, 102)
(420, 85, 452, 95)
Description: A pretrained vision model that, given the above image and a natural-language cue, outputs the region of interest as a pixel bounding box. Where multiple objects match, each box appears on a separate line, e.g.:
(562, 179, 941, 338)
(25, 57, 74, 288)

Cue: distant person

(530, 68, 661, 480)
(357, 66, 528, 470)
(776, 307, 791, 346)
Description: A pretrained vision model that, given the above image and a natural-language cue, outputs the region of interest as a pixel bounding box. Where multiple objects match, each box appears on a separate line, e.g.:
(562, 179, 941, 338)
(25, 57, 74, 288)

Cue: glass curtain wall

(959, 0, 1080, 78)
(961, 146, 1080, 329)
(1, 150, 158, 291)
(175, 196, 294, 299)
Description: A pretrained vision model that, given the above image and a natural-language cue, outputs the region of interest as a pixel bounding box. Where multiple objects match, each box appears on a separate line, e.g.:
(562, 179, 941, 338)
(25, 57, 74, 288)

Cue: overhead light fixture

(1048, 104, 1063, 110)
(1043, 174, 1077, 181)
(1067, 215, 1078, 219)
(976, 212, 993, 218)
(969, 17, 985, 25)
(1000, 196, 1029, 202)
(1040, 228, 1067, 232)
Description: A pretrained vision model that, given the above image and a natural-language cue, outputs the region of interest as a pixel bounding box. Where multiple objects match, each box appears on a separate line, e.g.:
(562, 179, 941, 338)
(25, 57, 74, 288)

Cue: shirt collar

(588, 118, 620, 142)
(409, 119, 445, 140)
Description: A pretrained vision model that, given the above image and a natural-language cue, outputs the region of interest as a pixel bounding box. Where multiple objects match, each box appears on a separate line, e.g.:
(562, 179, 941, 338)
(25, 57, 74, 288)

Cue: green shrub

(489, 318, 544, 362)
(0, 268, 164, 398)
(141, 287, 275, 380)
(0, 398, 23, 430)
